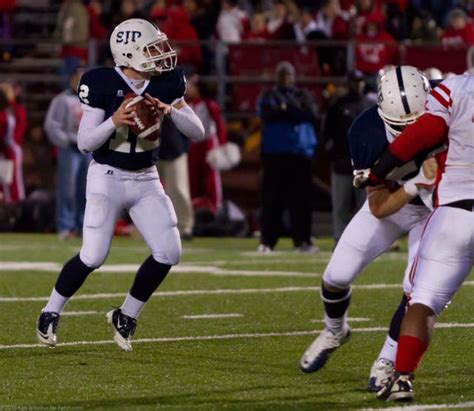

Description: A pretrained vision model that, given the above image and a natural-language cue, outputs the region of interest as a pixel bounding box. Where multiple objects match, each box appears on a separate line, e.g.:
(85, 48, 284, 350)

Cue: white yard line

(182, 313, 243, 320)
(61, 311, 100, 317)
(0, 323, 472, 351)
(311, 317, 371, 323)
(362, 401, 474, 410)
(241, 251, 410, 262)
(0, 262, 319, 278)
(1, 282, 474, 303)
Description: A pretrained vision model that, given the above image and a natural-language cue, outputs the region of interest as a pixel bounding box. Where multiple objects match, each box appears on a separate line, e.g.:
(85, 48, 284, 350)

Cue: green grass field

(0, 234, 472, 410)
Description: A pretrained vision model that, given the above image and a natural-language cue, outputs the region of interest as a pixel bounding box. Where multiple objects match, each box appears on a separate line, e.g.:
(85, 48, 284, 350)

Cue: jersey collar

(114, 67, 150, 96)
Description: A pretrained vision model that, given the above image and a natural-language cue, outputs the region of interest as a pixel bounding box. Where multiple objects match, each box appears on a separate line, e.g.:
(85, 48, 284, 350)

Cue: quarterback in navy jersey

(36, 18, 205, 351)
(77, 65, 187, 170)
(300, 66, 442, 390)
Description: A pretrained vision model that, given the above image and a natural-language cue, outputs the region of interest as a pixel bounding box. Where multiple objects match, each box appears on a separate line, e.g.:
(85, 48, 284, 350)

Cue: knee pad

(152, 226, 182, 266)
(79, 247, 108, 269)
(322, 269, 351, 290)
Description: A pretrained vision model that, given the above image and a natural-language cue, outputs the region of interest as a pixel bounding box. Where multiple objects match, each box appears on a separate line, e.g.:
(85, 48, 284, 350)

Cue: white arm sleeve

(170, 104, 205, 142)
(77, 104, 116, 153)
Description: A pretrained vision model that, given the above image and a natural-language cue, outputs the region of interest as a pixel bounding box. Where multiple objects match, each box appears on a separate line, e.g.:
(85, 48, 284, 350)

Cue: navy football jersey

(349, 79, 441, 172)
(348, 106, 387, 171)
(348, 105, 436, 205)
(78, 66, 186, 170)
(348, 105, 430, 179)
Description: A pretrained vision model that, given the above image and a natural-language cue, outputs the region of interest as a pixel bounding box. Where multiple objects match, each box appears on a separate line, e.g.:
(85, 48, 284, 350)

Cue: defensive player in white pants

(300, 67, 442, 390)
(365, 73, 474, 401)
(36, 19, 205, 351)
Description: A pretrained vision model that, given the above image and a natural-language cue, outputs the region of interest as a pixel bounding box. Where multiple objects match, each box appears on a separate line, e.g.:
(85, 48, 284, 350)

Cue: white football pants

(323, 200, 430, 293)
(409, 206, 474, 314)
(79, 160, 181, 268)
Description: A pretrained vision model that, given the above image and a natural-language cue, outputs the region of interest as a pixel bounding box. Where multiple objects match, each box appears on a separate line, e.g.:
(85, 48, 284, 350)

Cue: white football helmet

(376, 64, 395, 87)
(110, 18, 177, 74)
(424, 67, 443, 80)
(377, 65, 431, 136)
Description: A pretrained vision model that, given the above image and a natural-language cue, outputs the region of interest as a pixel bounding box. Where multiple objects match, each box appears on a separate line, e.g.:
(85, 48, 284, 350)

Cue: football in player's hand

(124, 92, 163, 141)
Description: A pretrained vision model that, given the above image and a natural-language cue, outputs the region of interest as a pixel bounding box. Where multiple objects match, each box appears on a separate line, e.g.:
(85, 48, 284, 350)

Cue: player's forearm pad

(170, 105, 205, 141)
(371, 149, 402, 181)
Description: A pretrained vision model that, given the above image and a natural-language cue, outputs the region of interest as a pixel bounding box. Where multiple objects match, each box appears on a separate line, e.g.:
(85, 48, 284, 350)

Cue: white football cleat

(106, 309, 137, 352)
(300, 326, 351, 373)
(257, 244, 272, 254)
(368, 358, 395, 392)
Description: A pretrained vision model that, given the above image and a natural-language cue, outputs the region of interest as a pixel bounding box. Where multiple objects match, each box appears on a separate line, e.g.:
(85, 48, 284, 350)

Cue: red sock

(395, 335, 429, 373)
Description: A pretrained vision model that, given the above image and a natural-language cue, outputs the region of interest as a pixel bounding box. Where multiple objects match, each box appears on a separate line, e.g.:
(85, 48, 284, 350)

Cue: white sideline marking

(311, 317, 371, 323)
(61, 311, 99, 317)
(0, 323, 472, 351)
(2, 282, 474, 303)
(182, 313, 243, 320)
(362, 401, 474, 410)
(241, 251, 410, 262)
(0, 262, 319, 278)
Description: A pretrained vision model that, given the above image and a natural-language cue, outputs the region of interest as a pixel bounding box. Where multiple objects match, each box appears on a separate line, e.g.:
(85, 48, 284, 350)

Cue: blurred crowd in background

(0, 0, 473, 247)
(1, 0, 474, 74)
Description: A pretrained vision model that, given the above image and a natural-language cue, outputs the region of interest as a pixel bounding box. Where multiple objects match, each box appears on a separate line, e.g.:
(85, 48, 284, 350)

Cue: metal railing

(0, 38, 472, 120)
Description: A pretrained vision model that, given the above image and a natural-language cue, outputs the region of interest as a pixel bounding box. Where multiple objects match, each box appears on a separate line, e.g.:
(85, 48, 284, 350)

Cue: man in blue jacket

(257, 61, 318, 253)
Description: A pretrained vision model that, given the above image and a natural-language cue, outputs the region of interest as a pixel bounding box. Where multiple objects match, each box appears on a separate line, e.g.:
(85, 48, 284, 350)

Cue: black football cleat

(106, 308, 137, 352)
(377, 372, 414, 401)
(37, 311, 60, 347)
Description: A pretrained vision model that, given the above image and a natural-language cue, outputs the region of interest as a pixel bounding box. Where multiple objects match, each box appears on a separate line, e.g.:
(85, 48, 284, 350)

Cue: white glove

(353, 169, 371, 188)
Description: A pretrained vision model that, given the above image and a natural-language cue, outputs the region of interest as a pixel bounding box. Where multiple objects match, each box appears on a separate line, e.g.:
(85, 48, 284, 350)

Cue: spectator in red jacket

(87, 0, 108, 40)
(86, 0, 108, 65)
(354, 0, 378, 35)
(355, 12, 397, 75)
(267, 0, 295, 40)
(0, 83, 25, 203)
(441, 8, 474, 48)
(186, 76, 228, 215)
(245, 12, 270, 41)
(159, 6, 202, 72)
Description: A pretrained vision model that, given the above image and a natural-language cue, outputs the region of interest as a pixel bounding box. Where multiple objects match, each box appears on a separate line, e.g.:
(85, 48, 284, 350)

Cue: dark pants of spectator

(260, 154, 313, 249)
(331, 168, 366, 243)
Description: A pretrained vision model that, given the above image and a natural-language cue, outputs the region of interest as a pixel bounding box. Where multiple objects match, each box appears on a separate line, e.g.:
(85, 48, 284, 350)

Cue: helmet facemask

(140, 37, 177, 74)
(377, 108, 423, 137)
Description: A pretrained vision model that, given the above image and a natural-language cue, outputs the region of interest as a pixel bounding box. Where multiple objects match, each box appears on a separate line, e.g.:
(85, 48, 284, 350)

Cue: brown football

(124, 92, 163, 141)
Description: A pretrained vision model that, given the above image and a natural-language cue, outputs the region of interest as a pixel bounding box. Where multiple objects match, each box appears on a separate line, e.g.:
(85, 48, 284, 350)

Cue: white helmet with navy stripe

(377, 65, 431, 136)
(110, 18, 177, 74)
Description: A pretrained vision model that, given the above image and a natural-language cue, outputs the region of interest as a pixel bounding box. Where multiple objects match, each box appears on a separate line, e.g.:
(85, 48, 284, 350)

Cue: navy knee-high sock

(129, 256, 171, 302)
(55, 254, 95, 297)
(388, 294, 409, 341)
